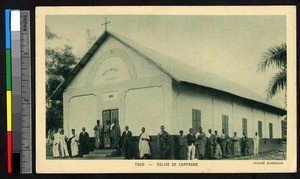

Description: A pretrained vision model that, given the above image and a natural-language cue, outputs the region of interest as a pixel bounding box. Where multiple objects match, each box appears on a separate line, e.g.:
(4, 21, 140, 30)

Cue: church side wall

(174, 85, 282, 139)
(232, 101, 253, 138)
(175, 85, 214, 135)
(170, 84, 283, 158)
(213, 96, 234, 136)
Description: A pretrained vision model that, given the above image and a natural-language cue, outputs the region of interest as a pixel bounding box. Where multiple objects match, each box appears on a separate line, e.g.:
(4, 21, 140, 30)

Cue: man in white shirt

(253, 132, 260, 155)
(59, 129, 69, 157)
(52, 129, 60, 158)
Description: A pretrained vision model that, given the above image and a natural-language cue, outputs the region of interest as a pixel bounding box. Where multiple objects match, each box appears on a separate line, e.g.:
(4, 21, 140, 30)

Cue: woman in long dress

(103, 121, 111, 149)
(214, 130, 222, 159)
(196, 127, 207, 159)
(232, 132, 241, 157)
(110, 118, 121, 149)
(241, 132, 249, 156)
(93, 120, 103, 150)
(177, 130, 187, 159)
(139, 127, 151, 159)
(68, 129, 79, 157)
(206, 129, 215, 159)
(220, 129, 231, 158)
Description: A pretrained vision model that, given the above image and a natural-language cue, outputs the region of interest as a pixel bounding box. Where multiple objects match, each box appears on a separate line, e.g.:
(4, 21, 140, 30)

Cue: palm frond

(267, 70, 287, 99)
(258, 43, 287, 72)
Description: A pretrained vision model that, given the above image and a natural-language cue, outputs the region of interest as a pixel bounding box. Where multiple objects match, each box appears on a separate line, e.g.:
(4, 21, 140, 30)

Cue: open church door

(102, 109, 119, 125)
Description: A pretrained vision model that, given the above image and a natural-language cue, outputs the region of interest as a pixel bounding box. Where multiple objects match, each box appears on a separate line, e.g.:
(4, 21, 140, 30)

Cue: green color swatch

(6, 50, 11, 90)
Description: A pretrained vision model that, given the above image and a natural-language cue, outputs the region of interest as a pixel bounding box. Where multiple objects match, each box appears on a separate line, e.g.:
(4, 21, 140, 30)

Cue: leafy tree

(46, 26, 78, 134)
(258, 43, 287, 104)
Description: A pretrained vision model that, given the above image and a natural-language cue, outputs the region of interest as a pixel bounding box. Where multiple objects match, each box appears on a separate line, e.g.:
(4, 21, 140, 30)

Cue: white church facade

(50, 31, 286, 158)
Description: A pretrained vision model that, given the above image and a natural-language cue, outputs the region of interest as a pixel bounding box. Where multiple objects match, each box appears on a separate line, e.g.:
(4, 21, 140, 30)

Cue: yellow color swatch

(6, 91, 12, 131)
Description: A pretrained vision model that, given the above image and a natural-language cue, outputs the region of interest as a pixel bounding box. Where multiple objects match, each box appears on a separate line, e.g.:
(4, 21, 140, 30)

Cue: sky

(46, 15, 286, 108)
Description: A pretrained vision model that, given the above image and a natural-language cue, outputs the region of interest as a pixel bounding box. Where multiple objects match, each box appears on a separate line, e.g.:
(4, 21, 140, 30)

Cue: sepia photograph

(35, 6, 296, 173)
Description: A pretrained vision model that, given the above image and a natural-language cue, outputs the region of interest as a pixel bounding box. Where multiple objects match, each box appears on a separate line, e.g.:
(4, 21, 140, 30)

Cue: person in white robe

(68, 129, 79, 157)
(139, 127, 151, 159)
(52, 129, 60, 158)
(253, 132, 260, 155)
(59, 129, 69, 157)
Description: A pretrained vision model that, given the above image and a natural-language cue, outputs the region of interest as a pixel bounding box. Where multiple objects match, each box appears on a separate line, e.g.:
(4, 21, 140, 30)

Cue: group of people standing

(177, 127, 260, 160)
(93, 119, 169, 160)
(93, 119, 121, 150)
(50, 127, 90, 158)
(49, 121, 260, 160)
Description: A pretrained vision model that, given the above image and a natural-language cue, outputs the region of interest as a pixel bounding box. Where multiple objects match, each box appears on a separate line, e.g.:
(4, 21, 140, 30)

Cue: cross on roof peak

(101, 17, 111, 31)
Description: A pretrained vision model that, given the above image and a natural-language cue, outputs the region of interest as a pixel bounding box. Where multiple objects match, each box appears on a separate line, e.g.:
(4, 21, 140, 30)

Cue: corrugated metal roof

(50, 31, 286, 114)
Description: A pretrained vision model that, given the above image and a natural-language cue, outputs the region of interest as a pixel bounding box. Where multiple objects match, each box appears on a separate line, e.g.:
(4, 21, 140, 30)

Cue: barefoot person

(103, 121, 111, 149)
(93, 120, 103, 150)
(196, 127, 207, 159)
(241, 132, 249, 156)
(232, 132, 241, 157)
(59, 129, 69, 158)
(52, 129, 60, 158)
(68, 129, 79, 157)
(253, 132, 260, 155)
(139, 127, 151, 159)
(220, 129, 231, 157)
(206, 129, 215, 159)
(214, 130, 222, 159)
(110, 118, 121, 149)
(158, 125, 170, 159)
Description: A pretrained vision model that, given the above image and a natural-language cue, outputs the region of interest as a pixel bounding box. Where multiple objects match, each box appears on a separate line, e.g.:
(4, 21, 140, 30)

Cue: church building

(50, 30, 286, 159)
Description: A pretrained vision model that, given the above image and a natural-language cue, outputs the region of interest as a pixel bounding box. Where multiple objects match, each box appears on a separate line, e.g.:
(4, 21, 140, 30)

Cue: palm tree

(257, 43, 287, 103)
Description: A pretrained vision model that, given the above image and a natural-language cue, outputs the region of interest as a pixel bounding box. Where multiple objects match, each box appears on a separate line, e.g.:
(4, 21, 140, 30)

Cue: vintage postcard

(35, 6, 296, 173)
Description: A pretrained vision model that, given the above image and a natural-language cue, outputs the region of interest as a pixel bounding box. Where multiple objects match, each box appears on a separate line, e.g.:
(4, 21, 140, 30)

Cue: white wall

(252, 108, 265, 138)
(265, 111, 282, 138)
(176, 86, 214, 135)
(174, 85, 283, 138)
(232, 101, 253, 137)
(213, 96, 233, 135)
(124, 86, 164, 136)
(66, 94, 97, 135)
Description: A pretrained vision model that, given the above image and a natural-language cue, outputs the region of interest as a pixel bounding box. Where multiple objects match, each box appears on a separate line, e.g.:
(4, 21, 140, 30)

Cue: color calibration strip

(6, 9, 32, 174)
(6, 9, 13, 174)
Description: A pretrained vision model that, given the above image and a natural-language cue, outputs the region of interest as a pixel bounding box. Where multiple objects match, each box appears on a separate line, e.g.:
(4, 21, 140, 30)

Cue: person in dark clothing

(241, 132, 249, 156)
(206, 129, 215, 159)
(177, 130, 187, 159)
(220, 129, 231, 158)
(78, 127, 89, 157)
(121, 126, 133, 159)
(158, 125, 170, 159)
(187, 128, 196, 160)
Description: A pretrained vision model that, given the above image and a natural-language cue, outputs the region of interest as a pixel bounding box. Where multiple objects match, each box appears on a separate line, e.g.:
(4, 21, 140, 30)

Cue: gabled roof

(50, 31, 286, 115)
